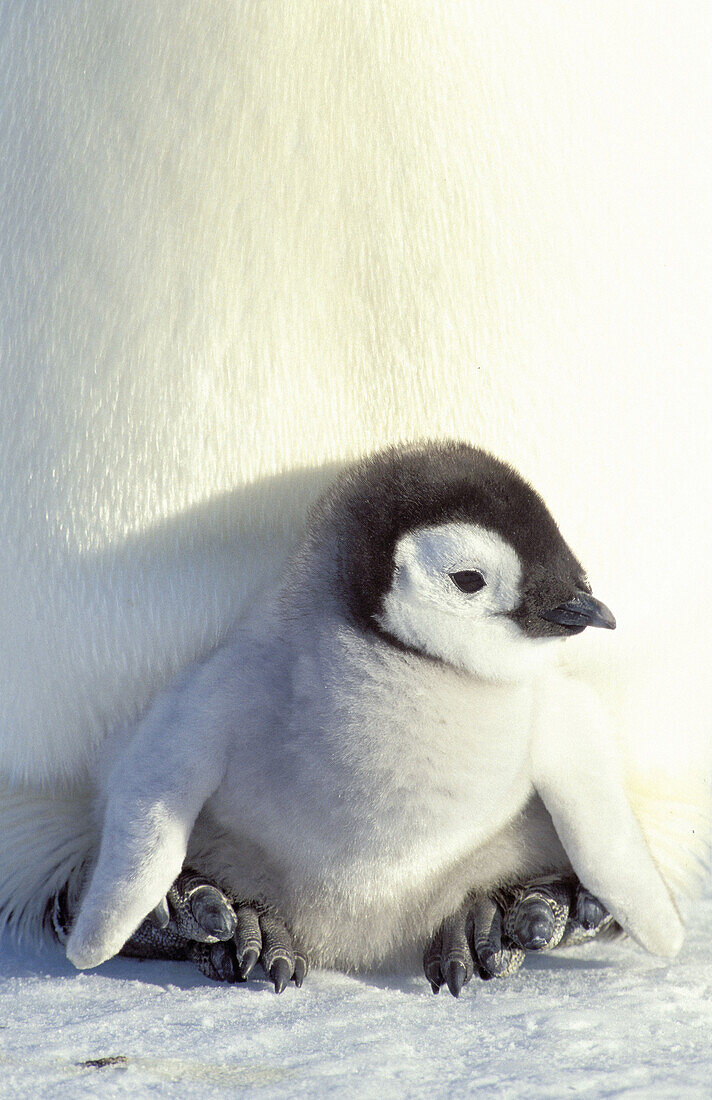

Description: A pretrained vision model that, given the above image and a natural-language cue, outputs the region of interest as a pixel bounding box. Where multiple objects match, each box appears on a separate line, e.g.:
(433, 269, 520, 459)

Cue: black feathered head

(313, 442, 614, 672)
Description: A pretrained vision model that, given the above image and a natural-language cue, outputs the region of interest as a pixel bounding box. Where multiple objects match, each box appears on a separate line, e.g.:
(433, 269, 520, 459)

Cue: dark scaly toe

(189, 885, 237, 940)
(472, 896, 525, 979)
(503, 880, 571, 951)
(187, 942, 225, 982)
(513, 898, 555, 949)
(258, 910, 296, 994)
(167, 870, 237, 943)
(423, 928, 444, 994)
(439, 905, 475, 998)
(186, 939, 239, 983)
(559, 882, 618, 946)
(209, 940, 239, 982)
(575, 885, 608, 931)
(444, 960, 467, 998)
(292, 954, 308, 988)
(239, 949, 259, 980)
(234, 905, 262, 979)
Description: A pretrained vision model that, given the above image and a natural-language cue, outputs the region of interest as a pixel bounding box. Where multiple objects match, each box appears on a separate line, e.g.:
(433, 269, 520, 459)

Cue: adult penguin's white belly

(0, 2, 709, 938)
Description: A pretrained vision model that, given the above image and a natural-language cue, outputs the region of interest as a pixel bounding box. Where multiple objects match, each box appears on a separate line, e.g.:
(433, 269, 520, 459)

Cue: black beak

(540, 592, 616, 632)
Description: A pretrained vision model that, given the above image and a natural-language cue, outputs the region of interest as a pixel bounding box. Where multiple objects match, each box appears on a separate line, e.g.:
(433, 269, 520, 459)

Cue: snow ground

(1, 892, 710, 1100)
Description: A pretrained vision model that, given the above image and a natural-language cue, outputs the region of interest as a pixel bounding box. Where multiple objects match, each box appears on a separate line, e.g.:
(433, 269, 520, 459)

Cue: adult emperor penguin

(0, 4, 709, 967)
(65, 443, 682, 996)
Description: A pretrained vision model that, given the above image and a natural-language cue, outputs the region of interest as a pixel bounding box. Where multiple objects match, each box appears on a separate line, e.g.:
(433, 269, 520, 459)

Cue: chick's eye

(449, 570, 486, 594)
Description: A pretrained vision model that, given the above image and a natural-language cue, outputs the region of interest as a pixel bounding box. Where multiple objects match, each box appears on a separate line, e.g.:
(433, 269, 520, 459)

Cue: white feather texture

(0, 783, 93, 945)
(0, 2, 709, 939)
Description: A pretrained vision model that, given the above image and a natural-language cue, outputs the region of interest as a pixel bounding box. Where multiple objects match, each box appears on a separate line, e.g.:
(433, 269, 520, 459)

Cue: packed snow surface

(0, 892, 709, 1099)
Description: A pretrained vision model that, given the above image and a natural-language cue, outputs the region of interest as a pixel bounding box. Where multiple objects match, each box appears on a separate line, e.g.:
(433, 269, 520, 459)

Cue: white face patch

(376, 521, 558, 682)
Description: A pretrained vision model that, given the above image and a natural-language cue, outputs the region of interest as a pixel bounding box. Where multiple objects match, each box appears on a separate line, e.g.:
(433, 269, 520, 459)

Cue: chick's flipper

(52, 868, 307, 993)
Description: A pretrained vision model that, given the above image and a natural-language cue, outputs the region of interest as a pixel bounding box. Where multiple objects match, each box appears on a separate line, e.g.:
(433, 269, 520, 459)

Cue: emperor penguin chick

(66, 442, 683, 977)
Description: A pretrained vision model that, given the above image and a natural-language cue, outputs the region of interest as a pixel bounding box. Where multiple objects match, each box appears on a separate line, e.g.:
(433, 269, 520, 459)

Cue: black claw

(424, 965, 443, 993)
(292, 955, 307, 988)
(423, 928, 444, 995)
(270, 958, 292, 994)
(423, 954, 443, 992)
(238, 948, 259, 980)
(191, 888, 237, 940)
(444, 960, 467, 999)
